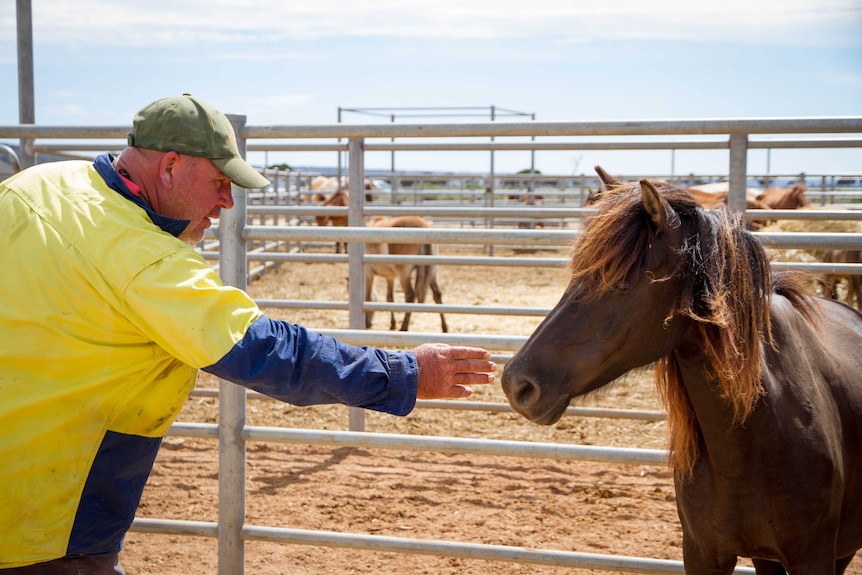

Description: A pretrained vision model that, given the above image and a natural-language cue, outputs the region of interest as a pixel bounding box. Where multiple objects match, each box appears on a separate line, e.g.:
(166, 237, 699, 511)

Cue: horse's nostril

(514, 378, 540, 409)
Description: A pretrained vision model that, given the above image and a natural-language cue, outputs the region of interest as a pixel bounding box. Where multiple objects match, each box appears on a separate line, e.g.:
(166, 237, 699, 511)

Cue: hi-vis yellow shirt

(0, 158, 261, 565)
(0, 156, 418, 567)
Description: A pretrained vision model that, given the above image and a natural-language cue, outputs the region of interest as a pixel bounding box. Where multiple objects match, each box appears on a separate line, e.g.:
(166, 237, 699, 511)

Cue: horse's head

(502, 168, 770, 428)
(790, 183, 811, 208)
(503, 173, 696, 424)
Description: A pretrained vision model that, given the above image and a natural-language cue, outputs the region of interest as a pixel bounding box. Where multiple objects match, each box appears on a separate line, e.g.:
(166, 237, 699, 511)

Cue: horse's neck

(671, 351, 751, 452)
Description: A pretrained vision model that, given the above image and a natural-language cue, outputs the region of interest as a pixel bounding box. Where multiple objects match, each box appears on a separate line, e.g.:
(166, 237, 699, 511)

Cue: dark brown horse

(502, 167, 862, 574)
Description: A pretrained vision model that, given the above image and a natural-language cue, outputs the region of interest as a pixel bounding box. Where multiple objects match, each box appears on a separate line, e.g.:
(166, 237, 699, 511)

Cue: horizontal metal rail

(245, 427, 670, 464)
(211, 249, 862, 276)
(245, 205, 862, 222)
(316, 328, 525, 352)
(255, 298, 550, 317)
(186, 389, 668, 421)
(242, 225, 576, 246)
(242, 117, 862, 139)
(237, 224, 862, 251)
(235, 253, 568, 267)
(246, 206, 598, 219)
(243, 137, 862, 153)
(4, 116, 860, 141)
(754, 232, 862, 250)
(128, 518, 754, 574)
(163, 423, 668, 465)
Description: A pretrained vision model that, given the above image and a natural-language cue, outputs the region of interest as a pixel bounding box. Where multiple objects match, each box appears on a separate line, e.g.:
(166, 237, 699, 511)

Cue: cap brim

(212, 156, 270, 189)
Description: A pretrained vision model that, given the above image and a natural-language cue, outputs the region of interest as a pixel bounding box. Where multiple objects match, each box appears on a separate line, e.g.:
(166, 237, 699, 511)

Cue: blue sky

(1, 0, 860, 177)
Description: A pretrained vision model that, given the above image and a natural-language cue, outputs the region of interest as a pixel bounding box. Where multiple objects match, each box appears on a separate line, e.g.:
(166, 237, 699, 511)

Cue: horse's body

(314, 189, 349, 253)
(820, 249, 862, 310)
(683, 186, 773, 229)
(365, 216, 448, 333)
(686, 181, 763, 204)
(757, 183, 810, 209)
(501, 167, 862, 574)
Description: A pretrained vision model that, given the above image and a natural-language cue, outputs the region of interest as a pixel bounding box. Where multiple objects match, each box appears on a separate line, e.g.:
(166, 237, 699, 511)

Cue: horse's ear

(640, 179, 673, 231)
(594, 165, 622, 190)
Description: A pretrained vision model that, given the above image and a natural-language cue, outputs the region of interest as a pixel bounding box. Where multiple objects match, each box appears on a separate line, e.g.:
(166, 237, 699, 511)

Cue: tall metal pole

(390, 114, 396, 173)
(218, 115, 251, 575)
(728, 133, 748, 212)
(347, 137, 367, 432)
(530, 113, 537, 172)
(16, 0, 35, 169)
(337, 107, 343, 183)
(487, 106, 496, 256)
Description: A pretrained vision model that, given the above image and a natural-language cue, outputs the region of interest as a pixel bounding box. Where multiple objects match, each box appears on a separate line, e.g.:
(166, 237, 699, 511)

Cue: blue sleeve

(202, 316, 419, 416)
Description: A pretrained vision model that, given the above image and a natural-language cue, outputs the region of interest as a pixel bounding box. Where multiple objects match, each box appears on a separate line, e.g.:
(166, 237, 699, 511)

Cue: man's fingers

(446, 385, 473, 399)
(456, 359, 497, 375)
(451, 371, 495, 385)
(448, 346, 492, 360)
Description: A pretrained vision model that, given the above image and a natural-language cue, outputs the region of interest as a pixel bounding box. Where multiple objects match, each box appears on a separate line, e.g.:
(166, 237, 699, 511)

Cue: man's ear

(158, 151, 180, 188)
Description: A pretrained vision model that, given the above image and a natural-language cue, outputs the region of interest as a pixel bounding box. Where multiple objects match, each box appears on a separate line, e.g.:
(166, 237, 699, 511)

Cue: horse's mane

(570, 180, 815, 478)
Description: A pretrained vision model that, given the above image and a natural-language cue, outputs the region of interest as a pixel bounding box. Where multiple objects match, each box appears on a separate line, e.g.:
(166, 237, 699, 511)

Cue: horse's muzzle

(501, 369, 567, 425)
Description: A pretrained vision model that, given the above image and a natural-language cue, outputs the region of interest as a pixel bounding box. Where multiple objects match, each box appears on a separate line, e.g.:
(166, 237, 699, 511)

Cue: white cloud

(18, 0, 860, 47)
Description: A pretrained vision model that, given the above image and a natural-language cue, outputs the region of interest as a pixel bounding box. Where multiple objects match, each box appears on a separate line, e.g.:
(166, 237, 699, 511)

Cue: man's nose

(220, 182, 235, 209)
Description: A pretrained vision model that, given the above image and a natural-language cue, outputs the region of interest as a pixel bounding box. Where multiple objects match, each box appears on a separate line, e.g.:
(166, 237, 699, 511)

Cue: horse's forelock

(570, 182, 699, 298)
(569, 188, 655, 298)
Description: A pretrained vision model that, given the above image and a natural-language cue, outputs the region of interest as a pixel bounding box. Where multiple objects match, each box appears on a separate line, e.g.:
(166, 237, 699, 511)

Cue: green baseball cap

(128, 94, 270, 189)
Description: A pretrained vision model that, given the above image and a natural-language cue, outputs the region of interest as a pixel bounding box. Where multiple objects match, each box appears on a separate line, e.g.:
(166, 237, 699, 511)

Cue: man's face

(155, 153, 234, 243)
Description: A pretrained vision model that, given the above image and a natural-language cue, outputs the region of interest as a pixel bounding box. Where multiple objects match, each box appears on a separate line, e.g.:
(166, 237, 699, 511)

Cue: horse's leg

(386, 277, 397, 331)
(850, 276, 862, 310)
(780, 552, 854, 575)
(398, 266, 416, 332)
(429, 276, 448, 333)
(364, 267, 377, 329)
(682, 537, 737, 575)
(751, 559, 786, 574)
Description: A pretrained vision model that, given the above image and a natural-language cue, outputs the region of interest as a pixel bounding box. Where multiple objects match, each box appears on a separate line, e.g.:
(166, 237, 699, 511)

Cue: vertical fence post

(728, 133, 748, 212)
(15, 0, 35, 170)
(347, 137, 367, 432)
(217, 114, 251, 575)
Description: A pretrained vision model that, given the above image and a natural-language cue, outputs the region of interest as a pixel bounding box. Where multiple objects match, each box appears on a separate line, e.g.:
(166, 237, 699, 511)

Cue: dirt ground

(120, 241, 860, 575)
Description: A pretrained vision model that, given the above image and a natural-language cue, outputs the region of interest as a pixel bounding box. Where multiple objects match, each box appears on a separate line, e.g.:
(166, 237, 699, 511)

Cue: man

(0, 94, 496, 573)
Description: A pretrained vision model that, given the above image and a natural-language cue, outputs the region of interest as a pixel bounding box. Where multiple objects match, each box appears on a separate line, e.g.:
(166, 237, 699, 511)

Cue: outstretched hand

(413, 343, 497, 400)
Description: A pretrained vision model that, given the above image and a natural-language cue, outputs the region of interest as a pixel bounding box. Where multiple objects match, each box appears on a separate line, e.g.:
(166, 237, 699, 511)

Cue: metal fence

(4, 116, 862, 574)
